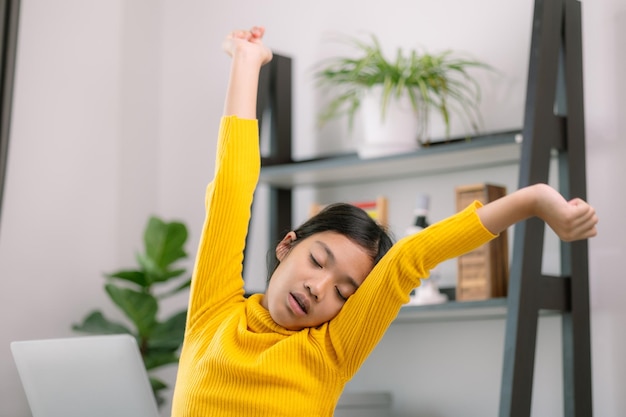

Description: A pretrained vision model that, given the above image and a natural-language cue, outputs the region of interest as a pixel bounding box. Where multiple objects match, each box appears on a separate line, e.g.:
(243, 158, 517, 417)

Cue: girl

(170, 26, 598, 417)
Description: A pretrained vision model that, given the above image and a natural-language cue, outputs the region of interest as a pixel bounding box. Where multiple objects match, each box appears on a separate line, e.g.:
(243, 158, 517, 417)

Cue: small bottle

(405, 193, 430, 236)
(405, 193, 448, 305)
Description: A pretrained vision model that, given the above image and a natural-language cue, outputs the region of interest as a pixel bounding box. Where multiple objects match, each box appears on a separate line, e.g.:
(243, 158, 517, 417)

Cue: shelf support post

(499, 0, 591, 416)
(560, 0, 592, 414)
(253, 53, 293, 258)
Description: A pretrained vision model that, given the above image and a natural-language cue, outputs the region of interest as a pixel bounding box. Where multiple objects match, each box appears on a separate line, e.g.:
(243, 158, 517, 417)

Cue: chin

(278, 319, 303, 331)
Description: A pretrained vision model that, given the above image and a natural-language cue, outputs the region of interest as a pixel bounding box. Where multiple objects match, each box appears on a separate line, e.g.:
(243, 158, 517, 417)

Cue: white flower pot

(358, 86, 422, 159)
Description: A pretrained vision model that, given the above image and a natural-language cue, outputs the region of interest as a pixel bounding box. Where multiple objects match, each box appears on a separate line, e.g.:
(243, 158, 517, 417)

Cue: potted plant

(73, 216, 191, 407)
(314, 33, 491, 157)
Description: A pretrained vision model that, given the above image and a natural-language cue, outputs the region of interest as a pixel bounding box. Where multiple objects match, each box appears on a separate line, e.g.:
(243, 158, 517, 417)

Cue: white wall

(0, 1, 165, 416)
(0, 2, 125, 417)
(0, 0, 623, 416)
(582, 1, 626, 415)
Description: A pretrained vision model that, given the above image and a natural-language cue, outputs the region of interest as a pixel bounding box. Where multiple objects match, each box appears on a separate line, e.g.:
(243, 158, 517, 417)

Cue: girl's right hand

(222, 26, 273, 67)
(476, 183, 598, 242)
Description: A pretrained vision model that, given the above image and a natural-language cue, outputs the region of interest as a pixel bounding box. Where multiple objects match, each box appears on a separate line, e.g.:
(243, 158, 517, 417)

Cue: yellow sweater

(171, 116, 496, 416)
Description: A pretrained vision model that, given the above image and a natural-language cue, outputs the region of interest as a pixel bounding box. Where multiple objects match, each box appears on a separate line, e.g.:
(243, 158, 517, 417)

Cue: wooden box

(455, 183, 509, 301)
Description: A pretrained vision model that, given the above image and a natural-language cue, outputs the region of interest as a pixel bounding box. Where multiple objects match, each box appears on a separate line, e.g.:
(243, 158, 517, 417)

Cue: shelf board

(395, 297, 560, 323)
(260, 130, 522, 188)
(396, 298, 509, 323)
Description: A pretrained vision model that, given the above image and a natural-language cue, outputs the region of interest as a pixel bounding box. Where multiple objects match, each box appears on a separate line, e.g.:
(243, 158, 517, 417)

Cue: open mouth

(289, 292, 308, 315)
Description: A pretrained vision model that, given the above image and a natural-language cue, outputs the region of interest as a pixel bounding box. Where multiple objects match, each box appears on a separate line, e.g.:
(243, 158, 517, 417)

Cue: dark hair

(267, 203, 395, 279)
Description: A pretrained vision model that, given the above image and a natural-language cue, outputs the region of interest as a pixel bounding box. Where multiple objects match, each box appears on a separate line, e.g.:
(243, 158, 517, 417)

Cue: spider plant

(314, 33, 491, 140)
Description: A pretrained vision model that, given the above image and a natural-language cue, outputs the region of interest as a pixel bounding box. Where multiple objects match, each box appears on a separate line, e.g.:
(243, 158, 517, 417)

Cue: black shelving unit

(257, 0, 591, 415)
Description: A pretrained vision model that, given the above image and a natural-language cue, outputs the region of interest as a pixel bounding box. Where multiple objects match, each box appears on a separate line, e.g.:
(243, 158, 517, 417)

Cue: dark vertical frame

(560, 0, 592, 414)
(257, 53, 292, 167)
(0, 0, 20, 235)
(224, 53, 292, 292)
(244, 53, 292, 278)
(499, 0, 591, 415)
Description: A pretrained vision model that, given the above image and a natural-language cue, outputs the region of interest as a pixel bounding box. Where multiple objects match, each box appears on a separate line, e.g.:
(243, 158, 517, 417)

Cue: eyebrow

(314, 240, 361, 290)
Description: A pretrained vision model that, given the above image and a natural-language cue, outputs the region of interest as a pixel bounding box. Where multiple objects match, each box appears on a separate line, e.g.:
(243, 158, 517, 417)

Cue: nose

(305, 274, 333, 302)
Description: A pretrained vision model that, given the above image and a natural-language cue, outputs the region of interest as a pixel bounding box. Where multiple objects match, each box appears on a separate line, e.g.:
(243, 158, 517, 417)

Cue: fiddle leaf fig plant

(73, 216, 191, 407)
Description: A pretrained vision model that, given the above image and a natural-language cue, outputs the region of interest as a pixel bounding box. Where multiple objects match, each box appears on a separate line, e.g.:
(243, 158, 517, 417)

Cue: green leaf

(72, 311, 132, 335)
(144, 217, 188, 269)
(157, 278, 191, 299)
(152, 268, 187, 284)
(107, 269, 148, 288)
(105, 284, 158, 337)
(144, 350, 180, 370)
(149, 310, 187, 350)
(135, 252, 159, 286)
(150, 376, 168, 391)
(149, 376, 168, 407)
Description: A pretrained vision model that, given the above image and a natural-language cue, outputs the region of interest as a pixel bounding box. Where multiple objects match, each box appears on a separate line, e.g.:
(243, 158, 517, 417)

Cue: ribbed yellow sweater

(170, 116, 496, 416)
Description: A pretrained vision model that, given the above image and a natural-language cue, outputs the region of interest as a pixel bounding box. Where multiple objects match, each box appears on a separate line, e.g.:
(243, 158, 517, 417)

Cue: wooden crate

(455, 184, 509, 301)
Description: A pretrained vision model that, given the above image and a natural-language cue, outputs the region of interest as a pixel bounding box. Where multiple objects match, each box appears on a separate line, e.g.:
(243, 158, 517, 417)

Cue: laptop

(11, 334, 160, 417)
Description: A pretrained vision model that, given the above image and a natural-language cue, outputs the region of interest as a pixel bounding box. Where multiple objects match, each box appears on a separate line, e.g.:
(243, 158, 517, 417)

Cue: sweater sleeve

(328, 201, 497, 376)
(185, 116, 260, 334)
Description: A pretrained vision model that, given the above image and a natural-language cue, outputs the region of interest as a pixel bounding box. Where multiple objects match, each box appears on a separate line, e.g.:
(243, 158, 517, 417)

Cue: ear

(275, 231, 297, 261)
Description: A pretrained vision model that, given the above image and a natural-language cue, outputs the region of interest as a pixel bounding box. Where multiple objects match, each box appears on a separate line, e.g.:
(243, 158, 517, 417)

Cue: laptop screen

(11, 334, 160, 417)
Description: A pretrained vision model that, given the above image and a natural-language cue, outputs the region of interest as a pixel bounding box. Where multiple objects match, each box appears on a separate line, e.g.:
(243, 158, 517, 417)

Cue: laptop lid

(11, 334, 160, 417)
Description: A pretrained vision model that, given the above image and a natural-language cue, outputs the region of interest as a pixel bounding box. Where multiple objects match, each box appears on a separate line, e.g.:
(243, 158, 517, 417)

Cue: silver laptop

(11, 334, 160, 417)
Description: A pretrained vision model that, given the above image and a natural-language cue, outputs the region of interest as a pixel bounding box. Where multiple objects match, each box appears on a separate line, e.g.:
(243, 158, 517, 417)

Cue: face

(261, 231, 374, 331)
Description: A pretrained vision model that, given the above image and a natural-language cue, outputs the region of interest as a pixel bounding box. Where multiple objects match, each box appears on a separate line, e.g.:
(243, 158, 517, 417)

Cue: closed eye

(309, 254, 322, 268)
(335, 286, 348, 302)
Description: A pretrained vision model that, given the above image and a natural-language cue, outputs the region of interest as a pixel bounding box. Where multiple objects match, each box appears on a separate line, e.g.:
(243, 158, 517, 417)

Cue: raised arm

(331, 183, 597, 374)
(222, 26, 273, 118)
(185, 27, 273, 331)
(477, 183, 598, 241)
